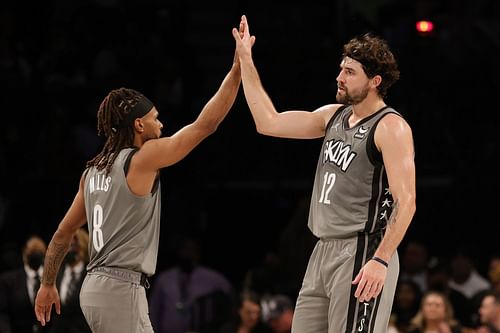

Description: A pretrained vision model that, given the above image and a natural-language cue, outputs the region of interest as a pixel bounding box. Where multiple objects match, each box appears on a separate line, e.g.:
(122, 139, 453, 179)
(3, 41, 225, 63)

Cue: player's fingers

(250, 36, 256, 46)
(373, 281, 383, 296)
(352, 270, 362, 285)
(242, 15, 250, 36)
(45, 305, 52, 323)
(354, 279, 366, 298)
(55, 299, 61, 315)
(360, 283, 374, 302)
(35, 305, 45, 325)
(232, 28, 240, 41)
(364, 282, 378, 301)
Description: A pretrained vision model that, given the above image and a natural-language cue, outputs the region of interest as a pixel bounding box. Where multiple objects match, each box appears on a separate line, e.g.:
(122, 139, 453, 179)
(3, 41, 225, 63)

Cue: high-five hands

(232, 15, 256, 61)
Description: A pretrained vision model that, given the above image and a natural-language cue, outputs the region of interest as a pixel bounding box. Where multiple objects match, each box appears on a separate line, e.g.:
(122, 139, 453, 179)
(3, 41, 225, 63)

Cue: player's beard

(336, 82, 370, 105)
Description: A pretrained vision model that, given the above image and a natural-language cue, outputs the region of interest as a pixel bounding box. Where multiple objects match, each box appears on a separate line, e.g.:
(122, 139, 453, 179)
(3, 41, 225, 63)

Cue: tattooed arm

(35, 173, 87, 325)
(352, 113, 416, 302)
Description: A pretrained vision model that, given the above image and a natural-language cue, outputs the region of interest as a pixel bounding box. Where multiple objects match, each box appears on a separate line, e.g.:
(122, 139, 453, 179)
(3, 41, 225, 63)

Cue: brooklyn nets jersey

(308, 105, 400, 239)
(83, 148, 161, 276)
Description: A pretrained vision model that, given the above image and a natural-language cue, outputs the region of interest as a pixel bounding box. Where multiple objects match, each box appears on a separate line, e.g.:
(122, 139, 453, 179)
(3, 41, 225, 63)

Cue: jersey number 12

(319, 172, 336, 204)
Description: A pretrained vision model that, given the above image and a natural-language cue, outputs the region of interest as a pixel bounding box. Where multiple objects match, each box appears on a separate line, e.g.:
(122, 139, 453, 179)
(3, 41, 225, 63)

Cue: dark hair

(86, 88, 146, 174)
(342, 33, 400, 97)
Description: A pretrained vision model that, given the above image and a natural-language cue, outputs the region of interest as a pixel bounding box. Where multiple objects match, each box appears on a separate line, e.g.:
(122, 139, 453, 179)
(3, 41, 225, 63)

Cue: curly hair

(86, 87, 146, 174)
(342, 33, 400, 97)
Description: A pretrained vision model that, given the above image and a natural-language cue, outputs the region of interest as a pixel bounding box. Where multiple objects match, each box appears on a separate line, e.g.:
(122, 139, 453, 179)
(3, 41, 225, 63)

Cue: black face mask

(27, 252, 44, 271)
(65, 250, 79, 265)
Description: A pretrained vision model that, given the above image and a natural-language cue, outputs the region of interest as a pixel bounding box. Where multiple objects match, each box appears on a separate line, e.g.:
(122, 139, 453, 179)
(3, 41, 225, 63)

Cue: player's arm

(240, 61, 341, 138)
(233, 15, 341, 139)
(372, 113, 416, 262)
(35, 172, 87, 325)
(353, 114, 415, 302)
(42, 173, 87, 286)
(135, 58, 241, 172)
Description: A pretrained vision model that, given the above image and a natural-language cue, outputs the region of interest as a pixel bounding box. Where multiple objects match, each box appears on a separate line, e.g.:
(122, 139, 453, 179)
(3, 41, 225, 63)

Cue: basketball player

(232, 15, 416, 333)
(34, 25, 250, 333)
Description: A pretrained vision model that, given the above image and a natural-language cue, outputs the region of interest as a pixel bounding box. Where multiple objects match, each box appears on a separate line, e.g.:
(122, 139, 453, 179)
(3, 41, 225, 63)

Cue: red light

(416, 20, 434, 33)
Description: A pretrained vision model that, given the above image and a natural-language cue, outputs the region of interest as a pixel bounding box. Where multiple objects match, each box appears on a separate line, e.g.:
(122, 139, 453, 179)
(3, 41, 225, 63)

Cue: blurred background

(0, 0, 498, 291)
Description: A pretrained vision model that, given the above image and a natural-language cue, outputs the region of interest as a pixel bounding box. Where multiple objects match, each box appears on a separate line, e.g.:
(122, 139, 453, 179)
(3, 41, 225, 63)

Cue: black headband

(345, 51, 380, 78)
(117, 95, 154, 129)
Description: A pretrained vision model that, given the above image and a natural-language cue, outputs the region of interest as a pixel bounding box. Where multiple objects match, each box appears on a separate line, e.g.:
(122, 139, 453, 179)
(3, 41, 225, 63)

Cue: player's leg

(291, 240, 329, 333)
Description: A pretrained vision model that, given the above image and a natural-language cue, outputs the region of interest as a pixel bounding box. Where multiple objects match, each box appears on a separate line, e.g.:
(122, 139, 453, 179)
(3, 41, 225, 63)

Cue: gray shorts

(291, 233, 399, 333)
(80, 270, 153, 333)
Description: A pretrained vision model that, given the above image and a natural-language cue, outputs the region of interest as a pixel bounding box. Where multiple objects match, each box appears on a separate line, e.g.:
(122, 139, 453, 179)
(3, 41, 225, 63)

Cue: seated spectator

(407, 290, 462, 333)
(400, 240, 431, 293)
(448, 252, 490, 300)
(476, 290, 500, 333)
(261, 294, 294, 333)
(392, 279, 422, 333)
(149, 235, 233, 333)
(219, 290, 273, 333)
(487, 255, 500, 293)
(427, 257, 475, 329)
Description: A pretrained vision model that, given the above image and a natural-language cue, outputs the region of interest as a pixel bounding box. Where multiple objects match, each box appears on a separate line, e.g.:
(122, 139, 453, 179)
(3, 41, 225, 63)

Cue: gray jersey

(83, 148, 161, 276)
(308, 105, 399, 239)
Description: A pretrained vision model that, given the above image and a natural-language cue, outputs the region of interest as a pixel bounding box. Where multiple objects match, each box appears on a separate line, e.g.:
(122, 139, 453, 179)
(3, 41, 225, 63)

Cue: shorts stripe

(345, 233, 366, 333)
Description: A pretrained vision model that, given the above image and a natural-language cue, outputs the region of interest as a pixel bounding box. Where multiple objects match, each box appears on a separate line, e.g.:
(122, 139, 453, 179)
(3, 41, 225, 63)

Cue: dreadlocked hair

(86, 87, 145, 174)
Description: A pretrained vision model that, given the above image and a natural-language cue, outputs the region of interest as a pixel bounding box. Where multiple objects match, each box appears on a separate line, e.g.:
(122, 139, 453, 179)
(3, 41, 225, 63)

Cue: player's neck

(133, 135, 145, 149)
(351, 94, 386, 118)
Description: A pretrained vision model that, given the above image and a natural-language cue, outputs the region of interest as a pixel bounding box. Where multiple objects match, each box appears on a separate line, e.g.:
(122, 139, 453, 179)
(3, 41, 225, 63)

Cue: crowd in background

(2, 233, 500, 333)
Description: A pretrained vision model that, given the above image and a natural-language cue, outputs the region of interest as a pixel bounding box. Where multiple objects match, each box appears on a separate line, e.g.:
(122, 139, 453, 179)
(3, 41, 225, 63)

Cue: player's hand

(232, 14, 256, 61)
(34, 284, 61, 326)
(352, 259, 387, 302)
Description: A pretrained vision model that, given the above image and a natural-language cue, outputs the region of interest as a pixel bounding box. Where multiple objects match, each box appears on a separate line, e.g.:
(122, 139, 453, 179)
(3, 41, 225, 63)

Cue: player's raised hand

(232, 15, 256, 60)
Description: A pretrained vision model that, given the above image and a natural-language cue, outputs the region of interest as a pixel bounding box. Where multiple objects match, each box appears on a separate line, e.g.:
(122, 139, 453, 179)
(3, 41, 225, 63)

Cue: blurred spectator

(476, 290, 500, 333)
(275, 195, 317, 299)
(427, 257, 475, 329)
(261, 294, 294, 333)
(242, 252, 283, 299)
(487, 255, 500, 293)
(448, 253, 490, 300)
(218, 290, 273, 333)
(149, 235, 232, 333)
(49, 228, 91, 333)
(407, 290, 462, 333)
(392, 279, 423, 333)
(0, 235, 50, 333)
(400, 240, 431, 293)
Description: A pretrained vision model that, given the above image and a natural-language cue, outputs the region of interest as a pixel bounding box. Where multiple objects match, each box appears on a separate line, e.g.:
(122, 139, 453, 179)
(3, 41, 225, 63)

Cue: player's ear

(371, 75, 382, 89)
(134, 118, 144, 133)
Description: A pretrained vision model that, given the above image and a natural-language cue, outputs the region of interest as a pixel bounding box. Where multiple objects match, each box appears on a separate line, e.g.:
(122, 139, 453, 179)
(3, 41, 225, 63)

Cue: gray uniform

(292, 105, 400, 333)
(80, 148, 161, 333)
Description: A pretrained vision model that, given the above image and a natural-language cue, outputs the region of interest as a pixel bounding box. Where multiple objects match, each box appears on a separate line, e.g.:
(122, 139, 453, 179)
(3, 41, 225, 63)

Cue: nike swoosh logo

(358, 126, 369, 134)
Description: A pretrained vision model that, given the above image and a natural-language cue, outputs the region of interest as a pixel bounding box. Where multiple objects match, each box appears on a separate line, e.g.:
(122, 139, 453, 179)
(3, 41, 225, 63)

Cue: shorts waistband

(88, 267, 149, 288)
(319, 230, 384, 242)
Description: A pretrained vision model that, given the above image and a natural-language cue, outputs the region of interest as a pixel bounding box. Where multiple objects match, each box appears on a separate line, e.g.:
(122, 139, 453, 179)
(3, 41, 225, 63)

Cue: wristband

(371, 256, 388, 268)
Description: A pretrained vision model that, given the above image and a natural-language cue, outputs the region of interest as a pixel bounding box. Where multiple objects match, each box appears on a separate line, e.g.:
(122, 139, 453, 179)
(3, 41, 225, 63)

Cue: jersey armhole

(367, 109, 400, 165)
(325, 104, 349, 130)
(124, 148, 161, 195)
(123, 148, 139, 176)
